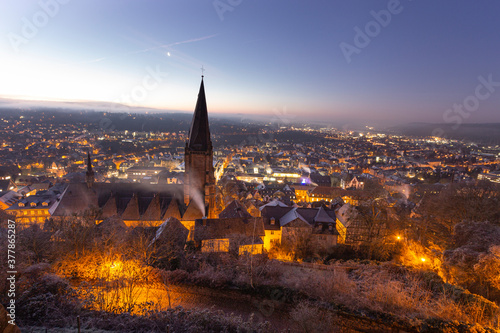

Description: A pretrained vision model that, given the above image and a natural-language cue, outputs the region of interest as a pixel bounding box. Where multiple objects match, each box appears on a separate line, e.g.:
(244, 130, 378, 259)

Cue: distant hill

(389, 122, 500, 144)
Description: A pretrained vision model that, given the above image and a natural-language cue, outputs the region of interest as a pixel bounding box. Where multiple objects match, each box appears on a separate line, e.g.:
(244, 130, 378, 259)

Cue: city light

(1, 2, 499, 330)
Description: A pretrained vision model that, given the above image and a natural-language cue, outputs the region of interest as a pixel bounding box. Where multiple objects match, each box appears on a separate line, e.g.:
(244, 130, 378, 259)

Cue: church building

(51, 77, 216, 229)
(183, 76, 216, 219)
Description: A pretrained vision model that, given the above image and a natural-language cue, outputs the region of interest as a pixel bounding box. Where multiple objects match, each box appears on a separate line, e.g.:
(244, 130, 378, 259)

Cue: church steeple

(86, 151, 95, 189)
(184, 76, 215, 218)
(187, 77, 212, 151)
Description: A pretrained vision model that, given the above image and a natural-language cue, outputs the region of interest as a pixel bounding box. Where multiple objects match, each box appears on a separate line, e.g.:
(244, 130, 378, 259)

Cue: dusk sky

(0, 0, 499, 126)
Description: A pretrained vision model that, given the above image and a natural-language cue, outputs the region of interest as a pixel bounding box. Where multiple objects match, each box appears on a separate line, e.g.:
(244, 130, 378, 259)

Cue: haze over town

(1, 0, 499, 126)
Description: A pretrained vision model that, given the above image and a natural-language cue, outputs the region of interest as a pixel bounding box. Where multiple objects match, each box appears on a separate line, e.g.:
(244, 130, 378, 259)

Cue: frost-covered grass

(164, 257, 500, 330)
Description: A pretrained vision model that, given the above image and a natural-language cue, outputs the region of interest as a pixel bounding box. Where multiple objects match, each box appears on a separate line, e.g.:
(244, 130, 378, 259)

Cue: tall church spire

(184, 76, 215, 218)
(86, 151, 95, 189)
(187, 78, 212, 151)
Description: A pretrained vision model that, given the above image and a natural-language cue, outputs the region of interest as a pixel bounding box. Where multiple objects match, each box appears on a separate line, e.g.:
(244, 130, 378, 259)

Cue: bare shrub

(191, 262, 235, 288)
(322, 268, 358, 307)
(274, 261, 499, 329)
(17, 273, 82, 327)
(290, 301, 340, 333)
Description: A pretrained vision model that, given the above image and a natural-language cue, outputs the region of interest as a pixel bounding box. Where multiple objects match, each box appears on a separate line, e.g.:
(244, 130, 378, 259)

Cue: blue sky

(0, 0, 499, 126)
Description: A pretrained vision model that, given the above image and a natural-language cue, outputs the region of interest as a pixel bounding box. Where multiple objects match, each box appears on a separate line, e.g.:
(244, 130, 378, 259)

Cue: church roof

(50, 183, 97, 216)
(51, 182, 183, 220)
(142, 193, 162, 221)
(101, 192, 117, 218)
(182, 200, 205, 221)
(163, 197, 182, 220)
(121, 193, 140, 220)
(187, 78, 212, 151)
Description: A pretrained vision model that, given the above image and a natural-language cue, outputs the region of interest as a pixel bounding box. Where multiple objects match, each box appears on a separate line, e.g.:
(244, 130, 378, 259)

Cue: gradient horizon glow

(0, 0, 499, 126)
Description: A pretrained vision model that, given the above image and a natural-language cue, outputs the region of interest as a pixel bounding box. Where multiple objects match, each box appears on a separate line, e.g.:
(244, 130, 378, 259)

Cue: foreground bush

(14, 268, 273, 332)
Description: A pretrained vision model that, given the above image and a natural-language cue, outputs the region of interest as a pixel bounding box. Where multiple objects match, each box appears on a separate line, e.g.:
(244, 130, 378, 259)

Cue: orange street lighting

(421, 258, 426, 262)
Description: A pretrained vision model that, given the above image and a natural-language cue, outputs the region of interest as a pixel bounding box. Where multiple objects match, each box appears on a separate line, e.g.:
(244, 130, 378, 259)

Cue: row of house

(194, 199, 346, 255)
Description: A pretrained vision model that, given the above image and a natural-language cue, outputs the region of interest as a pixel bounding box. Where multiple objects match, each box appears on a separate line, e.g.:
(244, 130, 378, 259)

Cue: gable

(283, 217, 311, 228)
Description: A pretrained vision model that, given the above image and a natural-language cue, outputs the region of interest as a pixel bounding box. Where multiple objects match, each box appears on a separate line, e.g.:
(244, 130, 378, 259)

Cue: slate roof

(193, 217, 265, 241)
(313, 206, 336, 223)
(0, 180, 11, 192)
(163, 198, 183, 220)
(0, 190, 21, 207)
(6, 195, 57, 211)
(261, 205, 338, 234)
(142, 194, 162, 221)
(259, 200, 289, 210)
(261, 206, 292, 221)
(187, 78, 212, 152)
(279, 208, 309, 227)
(51, 182, 184, 221)
(219, 200, 252, 219)
(310, 186, 369, 200)
(121, 193, 140, 220)
(182, 200, 205, 221)
(150, 217, 189, 247)
(101, 193, 117, 218)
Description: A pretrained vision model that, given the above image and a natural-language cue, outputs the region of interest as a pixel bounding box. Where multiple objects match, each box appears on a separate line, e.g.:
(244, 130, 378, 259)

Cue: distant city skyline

(0, 0, 499, 126)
